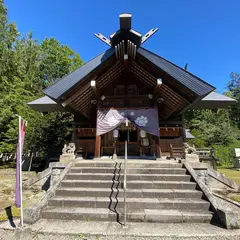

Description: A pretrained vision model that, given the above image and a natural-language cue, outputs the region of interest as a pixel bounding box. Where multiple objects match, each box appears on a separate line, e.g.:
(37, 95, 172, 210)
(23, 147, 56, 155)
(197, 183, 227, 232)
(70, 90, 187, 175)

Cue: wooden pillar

(72, 124, 77, 147)
(181, 127, 187, 142)
(95, 135, 101, 158)
(155, 136, 162, 159)
(181, 115, 186, 142)
(72, 126, 76, 141)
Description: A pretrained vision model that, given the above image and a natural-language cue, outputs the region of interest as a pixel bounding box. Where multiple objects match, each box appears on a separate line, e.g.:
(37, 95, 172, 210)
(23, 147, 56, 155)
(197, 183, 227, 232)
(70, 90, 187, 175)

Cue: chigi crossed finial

(94, 13, 158, 47)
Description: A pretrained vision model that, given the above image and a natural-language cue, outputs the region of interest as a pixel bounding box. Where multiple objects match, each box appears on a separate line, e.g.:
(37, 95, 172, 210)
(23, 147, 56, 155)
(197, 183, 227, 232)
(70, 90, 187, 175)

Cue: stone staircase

(41, 161, 213, 223)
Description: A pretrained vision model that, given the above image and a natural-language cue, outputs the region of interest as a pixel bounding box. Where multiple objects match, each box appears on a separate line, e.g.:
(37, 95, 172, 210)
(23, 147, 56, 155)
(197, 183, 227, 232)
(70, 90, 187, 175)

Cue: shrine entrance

(118, 129, 137, 156)
(100, 121, 156, 158)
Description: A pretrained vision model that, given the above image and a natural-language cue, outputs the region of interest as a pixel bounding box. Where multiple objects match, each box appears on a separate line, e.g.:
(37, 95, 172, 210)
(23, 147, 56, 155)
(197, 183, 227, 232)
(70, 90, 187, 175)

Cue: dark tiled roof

(192, 91, 236, 109)
(202, 91, 235, 101)
(43, 48, 115, 100)
(185, 129, 195, 139)
(27, 96, 66, 112)
(137, 47, 215, 97)
(44, 46, 215, 101)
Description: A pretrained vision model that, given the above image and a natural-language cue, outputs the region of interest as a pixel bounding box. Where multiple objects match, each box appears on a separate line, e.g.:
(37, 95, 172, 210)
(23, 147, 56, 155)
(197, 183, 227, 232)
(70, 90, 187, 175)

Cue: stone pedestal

(218, 209, 240, 229)
(234, 157, 240, 169)
(185, 153, 199, 162)
(50, 168, 61, 186)
(59, 153, 75, 163)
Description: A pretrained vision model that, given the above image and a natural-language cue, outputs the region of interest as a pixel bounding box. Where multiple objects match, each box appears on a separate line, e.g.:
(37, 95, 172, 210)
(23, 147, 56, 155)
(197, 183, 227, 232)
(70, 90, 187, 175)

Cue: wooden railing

(195, 148, 217, 170)
(195, 148, 213, 159)
(0, 152, 16, 162)
(169, 144, 185, 159)
(159, 139, 183, 152)
(0, 152, 33, 162)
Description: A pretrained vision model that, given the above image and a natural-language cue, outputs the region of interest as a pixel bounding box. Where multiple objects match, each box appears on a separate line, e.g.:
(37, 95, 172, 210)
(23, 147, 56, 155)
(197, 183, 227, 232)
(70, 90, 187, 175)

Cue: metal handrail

(124, 140, 127, 226)
(123, 119, 128, 227)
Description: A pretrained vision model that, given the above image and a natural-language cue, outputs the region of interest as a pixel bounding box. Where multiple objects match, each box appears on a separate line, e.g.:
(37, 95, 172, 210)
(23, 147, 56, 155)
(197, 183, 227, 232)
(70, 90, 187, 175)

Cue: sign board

(234, 148, 240, 157)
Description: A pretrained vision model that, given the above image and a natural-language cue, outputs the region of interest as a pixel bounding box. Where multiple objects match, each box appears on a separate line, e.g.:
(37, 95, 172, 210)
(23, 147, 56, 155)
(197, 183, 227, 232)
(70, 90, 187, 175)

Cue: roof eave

(27, 96, 66, 113)
(191, 92, 236, 109)
(43, 47, 116, 101)
(137, 47, 215, 98)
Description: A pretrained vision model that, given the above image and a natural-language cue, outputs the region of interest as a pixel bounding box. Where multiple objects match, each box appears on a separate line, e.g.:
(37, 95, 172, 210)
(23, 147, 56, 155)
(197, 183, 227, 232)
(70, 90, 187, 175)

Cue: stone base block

(24, 200, 47, 224)
(217, 208, 240, 229)
(59, 154, 75, 163)
(185, 153, 199, 162)
(234, 158, 240, 168)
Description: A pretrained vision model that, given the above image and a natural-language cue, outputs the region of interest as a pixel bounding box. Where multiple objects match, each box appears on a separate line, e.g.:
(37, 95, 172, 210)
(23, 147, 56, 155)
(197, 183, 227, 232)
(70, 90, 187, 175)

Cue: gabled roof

(185, 129, 195, 139)
(137, 47, 215, 97)
(43, 47, 115, 100)
(27, 96, 66, 112)
(28, 13, 235, 119)
(28, 91, 236, 113)
(192, 91, 236, 109)
(43, 46, 215, 102)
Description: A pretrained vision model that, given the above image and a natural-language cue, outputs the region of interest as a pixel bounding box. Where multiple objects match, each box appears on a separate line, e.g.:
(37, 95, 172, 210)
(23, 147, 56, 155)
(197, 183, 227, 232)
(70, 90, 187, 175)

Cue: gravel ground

(0, 169, 44, 221)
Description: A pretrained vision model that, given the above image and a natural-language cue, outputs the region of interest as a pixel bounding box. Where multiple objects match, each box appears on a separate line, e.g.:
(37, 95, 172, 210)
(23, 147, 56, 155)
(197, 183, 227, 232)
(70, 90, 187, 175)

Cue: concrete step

(42, 207, 213, 223)
(60, 180, 196, 189)
(55, 188, 203, 199)
(70, 167, 187, 174)
(48, 197, 210, 210)
(65, 173, 191, 182)
(74, 162, 183, 169)
(31, 219, 238, 239)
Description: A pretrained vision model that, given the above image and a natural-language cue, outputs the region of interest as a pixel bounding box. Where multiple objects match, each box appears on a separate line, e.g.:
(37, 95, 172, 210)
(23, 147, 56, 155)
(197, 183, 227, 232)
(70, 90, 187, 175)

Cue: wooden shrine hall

(28, 13, 235, 160)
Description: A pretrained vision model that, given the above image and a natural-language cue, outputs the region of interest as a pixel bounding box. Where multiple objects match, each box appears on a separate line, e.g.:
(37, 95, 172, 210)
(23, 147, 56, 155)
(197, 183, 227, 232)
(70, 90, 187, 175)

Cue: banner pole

(18, 116, 24, 226)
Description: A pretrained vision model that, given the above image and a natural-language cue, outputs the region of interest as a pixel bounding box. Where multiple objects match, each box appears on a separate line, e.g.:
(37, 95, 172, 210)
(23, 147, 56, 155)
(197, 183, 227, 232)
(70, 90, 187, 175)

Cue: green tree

(0, 0, 83, 157)
(40, 38, 83, 85)
(185, 83, 240, 167)
(228, 72, 240, 128)
(185, 108, 236, 147)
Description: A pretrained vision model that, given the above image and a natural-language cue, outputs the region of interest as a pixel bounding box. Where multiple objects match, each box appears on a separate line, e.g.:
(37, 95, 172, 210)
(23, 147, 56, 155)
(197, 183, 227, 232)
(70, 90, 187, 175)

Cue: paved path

(1, 219, 240, 239)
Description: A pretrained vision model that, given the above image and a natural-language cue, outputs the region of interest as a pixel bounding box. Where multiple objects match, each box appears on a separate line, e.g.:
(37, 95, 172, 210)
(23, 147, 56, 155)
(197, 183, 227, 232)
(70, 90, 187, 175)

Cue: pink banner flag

(15, 116, 26, 208)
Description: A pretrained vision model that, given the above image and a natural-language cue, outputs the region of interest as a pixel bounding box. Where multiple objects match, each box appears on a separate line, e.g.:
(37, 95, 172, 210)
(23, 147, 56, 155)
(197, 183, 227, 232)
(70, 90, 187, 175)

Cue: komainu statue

(184, 142, 196, 154)
(62, 142, 76, 154)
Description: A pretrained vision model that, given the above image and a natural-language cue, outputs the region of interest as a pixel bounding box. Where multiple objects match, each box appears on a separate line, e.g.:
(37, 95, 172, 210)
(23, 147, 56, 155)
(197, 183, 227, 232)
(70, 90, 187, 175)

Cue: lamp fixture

(157, 97, 164, 103)
(140, 130, 147, 138)
(90, 99, 97, 104)
(148, 94, 153, 99)
(90, 80, 96, 87)
(61, 102, 67, 107)
(100, 95, 105, 101)
(113, 129, 119, 138)
(157, 78, 162, 85)
(126, 119, 129, 127)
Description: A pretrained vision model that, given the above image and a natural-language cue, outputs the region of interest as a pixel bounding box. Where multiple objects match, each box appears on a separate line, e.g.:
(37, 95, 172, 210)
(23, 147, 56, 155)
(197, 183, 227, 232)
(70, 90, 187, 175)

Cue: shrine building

(28, 13, 234, 160)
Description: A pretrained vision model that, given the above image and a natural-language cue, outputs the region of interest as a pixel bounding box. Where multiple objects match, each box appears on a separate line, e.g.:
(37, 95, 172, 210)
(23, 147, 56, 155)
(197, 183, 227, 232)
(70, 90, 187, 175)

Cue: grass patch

(2, 188, 12, 195)
(230, 195, 240, 203)
(0, 162, 16, 169)
(217, 168, 240, 184)
(0, 206, 20, 221)
(0, 167, 44, 223)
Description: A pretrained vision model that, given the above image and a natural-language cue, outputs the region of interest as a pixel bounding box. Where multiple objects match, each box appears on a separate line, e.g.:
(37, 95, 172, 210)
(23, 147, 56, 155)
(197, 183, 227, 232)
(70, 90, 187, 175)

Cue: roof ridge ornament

(94, 33, 111, 47)
(141, 28, 158, 44)
(94, 13, 158, 47)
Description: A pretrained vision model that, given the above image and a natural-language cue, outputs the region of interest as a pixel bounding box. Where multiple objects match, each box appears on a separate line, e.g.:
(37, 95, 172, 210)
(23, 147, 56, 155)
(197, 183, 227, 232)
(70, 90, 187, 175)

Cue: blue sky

(5, 0, 240, 92)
